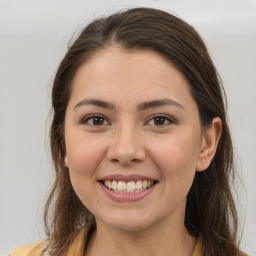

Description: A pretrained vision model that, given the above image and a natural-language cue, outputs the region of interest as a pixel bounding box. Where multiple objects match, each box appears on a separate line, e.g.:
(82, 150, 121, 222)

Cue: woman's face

(64, 47, 206, 232)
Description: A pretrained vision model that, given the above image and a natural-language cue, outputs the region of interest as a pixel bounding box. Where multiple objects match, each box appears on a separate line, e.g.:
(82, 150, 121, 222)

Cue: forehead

(69, 47, 196, 111)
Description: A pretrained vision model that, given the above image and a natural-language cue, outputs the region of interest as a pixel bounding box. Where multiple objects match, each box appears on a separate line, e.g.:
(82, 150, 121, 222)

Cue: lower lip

(99, 182, 157, 202)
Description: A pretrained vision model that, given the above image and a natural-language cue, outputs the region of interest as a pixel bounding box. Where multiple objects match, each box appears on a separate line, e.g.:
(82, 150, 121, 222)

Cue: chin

(97, 212, 153, 232)
(106, 221, 150, 232)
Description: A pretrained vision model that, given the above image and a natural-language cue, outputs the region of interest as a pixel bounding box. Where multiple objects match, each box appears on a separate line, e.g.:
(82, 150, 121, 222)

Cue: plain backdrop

(0, 0, 255, 255)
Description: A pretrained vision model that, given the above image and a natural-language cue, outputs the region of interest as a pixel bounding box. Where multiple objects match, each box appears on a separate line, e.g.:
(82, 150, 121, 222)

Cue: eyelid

(79, 113, 175, 127)
(79, 114, 110, 126)
(145, 114, 176, 126)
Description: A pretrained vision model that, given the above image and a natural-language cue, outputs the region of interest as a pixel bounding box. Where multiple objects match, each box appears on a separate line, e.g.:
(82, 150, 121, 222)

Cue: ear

(196, 117, 222, 172)
(64, 155, 69, 168)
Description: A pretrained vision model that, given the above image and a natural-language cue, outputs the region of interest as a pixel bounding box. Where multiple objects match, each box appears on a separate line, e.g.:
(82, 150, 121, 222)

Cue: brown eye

(153, 116, 166, 126)
(146, 114, 174, 127)
(92, 116, 105, 125)
(80, 114, 109, 126)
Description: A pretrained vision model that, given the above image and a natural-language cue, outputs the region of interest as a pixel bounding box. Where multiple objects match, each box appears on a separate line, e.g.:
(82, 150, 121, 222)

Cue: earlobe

(64, 155, 69, 168)
(196, 117, 222, 172)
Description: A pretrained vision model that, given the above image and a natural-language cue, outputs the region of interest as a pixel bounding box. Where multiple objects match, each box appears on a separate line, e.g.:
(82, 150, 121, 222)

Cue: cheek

(65, 134, 107, 178)
(149, 133, 200, 186)
(65, 135, 108, 211)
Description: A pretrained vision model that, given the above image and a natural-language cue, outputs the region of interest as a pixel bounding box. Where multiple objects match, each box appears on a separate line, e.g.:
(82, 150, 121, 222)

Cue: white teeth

(142, 180, 148, 189)
(127, 181, 136, 192)
(103, 180, 155, 193)
(136, 181, 142, 190)
(117, 181, 126, 191)
(107, 180, 112, 189)
(112, 180, 118, 190)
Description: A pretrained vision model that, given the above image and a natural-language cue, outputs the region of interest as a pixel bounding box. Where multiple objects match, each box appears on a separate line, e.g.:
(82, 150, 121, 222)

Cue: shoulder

(8, 240, 46, 256)
(192, 238, 203, 256)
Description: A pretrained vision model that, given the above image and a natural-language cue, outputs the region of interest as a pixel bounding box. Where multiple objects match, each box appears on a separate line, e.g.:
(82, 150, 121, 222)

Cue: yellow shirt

(9, 228, 202, 256)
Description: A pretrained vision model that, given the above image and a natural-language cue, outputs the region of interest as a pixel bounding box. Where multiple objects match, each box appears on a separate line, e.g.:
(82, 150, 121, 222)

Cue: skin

(64, 47, 222, 256)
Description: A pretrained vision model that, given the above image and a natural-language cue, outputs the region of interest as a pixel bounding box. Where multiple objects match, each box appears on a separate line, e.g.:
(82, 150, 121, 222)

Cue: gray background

(0, 0, 255, 255)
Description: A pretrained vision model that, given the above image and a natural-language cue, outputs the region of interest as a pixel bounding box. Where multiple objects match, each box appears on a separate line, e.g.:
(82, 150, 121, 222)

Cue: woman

(10, 7, 246, 256)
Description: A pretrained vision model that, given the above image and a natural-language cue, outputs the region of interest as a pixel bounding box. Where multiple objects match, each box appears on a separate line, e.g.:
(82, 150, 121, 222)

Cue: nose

(107, 125, 146, 166)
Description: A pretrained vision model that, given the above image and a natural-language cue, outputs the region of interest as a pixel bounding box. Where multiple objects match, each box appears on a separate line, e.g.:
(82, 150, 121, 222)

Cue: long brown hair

(44, 7, 244, 255)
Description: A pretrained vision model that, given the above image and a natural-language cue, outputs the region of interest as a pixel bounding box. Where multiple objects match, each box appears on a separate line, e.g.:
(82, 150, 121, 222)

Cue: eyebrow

(73, 98, 185, 111)
(74, 99, 114, 110)
(137, 99, 185, 111)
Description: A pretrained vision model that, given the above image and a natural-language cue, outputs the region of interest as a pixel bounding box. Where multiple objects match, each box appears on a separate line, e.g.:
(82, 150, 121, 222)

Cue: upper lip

(99, 174, 157, 182)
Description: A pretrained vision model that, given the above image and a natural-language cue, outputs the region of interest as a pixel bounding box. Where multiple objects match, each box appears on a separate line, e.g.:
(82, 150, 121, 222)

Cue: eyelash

(80, 114, 175, 127)
(80, 114, 110, 126)
(146, 114, 175, 127)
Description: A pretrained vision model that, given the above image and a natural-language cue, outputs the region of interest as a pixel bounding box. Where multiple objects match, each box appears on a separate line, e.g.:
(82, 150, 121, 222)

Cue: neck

(85, 214, 197, 256)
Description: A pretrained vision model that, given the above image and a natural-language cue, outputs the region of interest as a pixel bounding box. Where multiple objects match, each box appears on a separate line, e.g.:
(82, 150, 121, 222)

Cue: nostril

(107, 141, 146, 165)
(111, 158, 140, 165)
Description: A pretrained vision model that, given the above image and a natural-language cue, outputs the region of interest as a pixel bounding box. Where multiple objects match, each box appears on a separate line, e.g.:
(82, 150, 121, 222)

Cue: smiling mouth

(101, 180, 157, 193)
